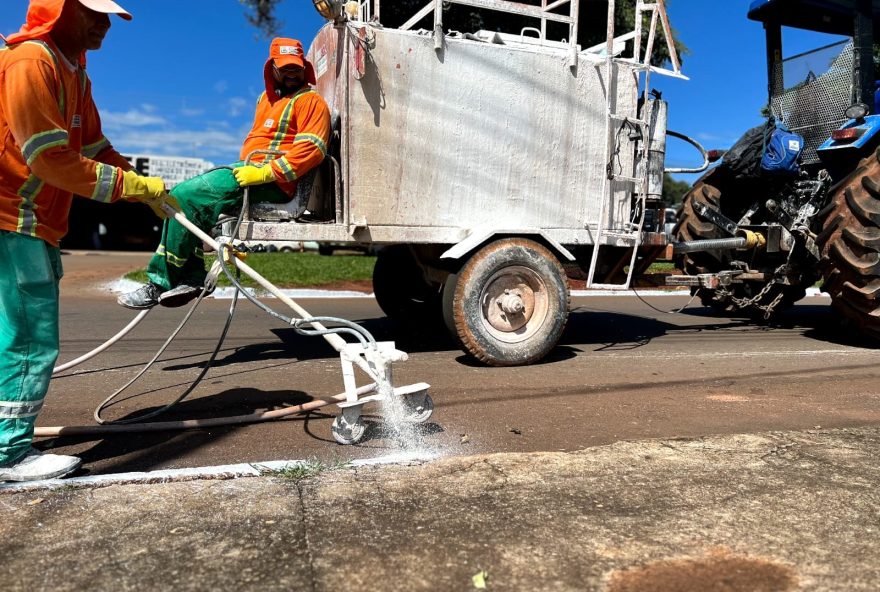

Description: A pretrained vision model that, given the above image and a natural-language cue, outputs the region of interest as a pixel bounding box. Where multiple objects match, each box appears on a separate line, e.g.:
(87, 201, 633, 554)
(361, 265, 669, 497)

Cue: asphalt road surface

(42, 260, 880, 478)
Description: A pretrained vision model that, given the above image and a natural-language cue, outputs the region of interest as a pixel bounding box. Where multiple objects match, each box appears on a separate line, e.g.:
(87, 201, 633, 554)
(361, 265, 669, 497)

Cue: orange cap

(271, 38, 306, 69)
(263, 37, 317, 99)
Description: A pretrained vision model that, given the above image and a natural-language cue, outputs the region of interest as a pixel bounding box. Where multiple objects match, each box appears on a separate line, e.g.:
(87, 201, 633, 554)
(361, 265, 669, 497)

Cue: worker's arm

(234, 92, 331, 187)
(270, 92, 331, 182)
(2, 59, 125, 202)
(3, 59, 175, 217)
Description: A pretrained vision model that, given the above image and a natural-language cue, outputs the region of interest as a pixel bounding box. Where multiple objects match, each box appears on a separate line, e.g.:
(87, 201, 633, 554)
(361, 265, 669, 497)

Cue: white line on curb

(0, 451, 439, 493)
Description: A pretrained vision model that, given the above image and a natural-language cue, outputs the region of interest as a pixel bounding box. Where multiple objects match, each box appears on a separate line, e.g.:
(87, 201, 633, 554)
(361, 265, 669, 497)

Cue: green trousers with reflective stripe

(146, 164, 287, 290)
(0, 231, 62, 466)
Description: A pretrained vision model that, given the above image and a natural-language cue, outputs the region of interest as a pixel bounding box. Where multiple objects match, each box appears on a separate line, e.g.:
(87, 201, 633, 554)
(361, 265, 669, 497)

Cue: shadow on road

(42, 387, 335, 474)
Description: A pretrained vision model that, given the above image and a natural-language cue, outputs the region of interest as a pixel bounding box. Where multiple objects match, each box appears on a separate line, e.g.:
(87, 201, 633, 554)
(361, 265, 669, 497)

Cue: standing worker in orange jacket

(0, 0, 177, 482)
(119, 37, 331, 309)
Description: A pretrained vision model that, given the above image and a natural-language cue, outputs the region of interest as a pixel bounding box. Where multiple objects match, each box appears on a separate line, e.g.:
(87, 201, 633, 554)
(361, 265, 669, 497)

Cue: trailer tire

(373, 245, 438, 322)
(448, 238, 569, 366)
(441, 273, 463, 346)
(816, 147, 880, 340)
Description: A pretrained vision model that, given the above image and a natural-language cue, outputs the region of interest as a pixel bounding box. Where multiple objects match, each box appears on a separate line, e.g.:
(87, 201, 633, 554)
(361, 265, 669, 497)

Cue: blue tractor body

(748, 0, 879, 35)
(746, 0, 880, 168)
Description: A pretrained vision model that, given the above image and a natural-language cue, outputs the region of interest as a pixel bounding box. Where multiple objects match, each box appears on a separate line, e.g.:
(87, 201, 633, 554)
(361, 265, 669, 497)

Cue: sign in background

(123, 155, 215, 188)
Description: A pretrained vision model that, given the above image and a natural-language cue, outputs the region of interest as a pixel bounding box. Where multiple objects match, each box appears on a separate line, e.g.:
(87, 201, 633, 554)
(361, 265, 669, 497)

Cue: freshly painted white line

(596, 349, 873, 360)
(108, 280, 828, 300)
(0, 451, 439, 493)
(572, 287, 827, 298)
(211, 287, 373, 299)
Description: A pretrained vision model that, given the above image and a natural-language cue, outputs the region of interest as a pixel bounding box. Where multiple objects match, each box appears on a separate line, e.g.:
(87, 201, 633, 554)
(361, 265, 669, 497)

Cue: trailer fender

(440, 229, 576, 263)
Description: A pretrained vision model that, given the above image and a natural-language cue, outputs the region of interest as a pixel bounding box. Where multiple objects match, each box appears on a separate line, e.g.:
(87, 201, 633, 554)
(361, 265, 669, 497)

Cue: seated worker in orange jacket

(119, 37, 331, 309)
(0, 0, 176, 482)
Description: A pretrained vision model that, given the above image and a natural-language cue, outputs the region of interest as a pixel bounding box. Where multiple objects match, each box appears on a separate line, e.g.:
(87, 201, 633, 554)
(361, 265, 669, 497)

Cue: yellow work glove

(233, 164, 277, 187)
(122, 169, 166, 199)
(121, 170, 180, 219)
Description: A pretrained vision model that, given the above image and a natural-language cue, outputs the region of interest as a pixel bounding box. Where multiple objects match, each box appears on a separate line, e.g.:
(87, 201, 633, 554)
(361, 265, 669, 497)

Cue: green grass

(646, 261, 676, 272)
(124, 252, 377, 288)
(124, 251, 676, 288)
(258, 458, 350, 481)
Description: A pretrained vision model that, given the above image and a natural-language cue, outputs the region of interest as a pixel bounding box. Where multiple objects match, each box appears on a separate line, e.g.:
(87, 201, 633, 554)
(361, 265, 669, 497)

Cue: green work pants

(0, 231, 62, 466)
(146, 164, 287, 289)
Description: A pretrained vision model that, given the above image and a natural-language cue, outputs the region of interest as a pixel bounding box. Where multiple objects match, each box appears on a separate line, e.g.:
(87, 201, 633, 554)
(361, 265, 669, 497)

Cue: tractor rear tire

(674, 171, 738, 312)
(446, 238, 569, 366)
(816, 147, 880, 341)
(674, 170, 807, 317)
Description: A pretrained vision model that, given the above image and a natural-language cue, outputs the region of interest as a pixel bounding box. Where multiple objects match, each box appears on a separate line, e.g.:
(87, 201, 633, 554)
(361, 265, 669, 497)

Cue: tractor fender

(817, 114, 880, 156)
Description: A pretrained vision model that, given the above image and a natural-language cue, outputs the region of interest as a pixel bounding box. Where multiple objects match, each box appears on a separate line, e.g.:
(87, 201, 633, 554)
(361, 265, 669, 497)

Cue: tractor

(673, 0, 880, 340)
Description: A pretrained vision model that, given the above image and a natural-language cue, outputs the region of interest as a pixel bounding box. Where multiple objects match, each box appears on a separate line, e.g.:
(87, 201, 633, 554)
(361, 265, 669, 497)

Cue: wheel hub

(482, 269, 541, 335)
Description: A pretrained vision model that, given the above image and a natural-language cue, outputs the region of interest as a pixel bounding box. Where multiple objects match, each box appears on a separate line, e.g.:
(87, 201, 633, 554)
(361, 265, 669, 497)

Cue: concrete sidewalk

(3, 426, 879, 591)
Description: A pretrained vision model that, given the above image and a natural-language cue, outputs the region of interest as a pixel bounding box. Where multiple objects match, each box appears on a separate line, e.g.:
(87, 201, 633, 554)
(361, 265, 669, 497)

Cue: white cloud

(227, 97, 249, 117)
(108, 128, 242, 162)
(214, 80, 229, 94)
(102, 109, 167, 128)
(180, 106, 205, 117)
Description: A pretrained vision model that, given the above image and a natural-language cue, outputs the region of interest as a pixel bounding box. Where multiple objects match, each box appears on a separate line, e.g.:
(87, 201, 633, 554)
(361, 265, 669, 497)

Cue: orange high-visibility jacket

(0, 33, 129, 246)
(239, 86, 331, 196)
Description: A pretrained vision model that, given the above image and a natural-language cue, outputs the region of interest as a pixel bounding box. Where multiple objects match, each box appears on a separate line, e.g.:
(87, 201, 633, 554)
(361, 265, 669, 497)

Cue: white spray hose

(52, 309, 151, 375)
(162, 204, 383, 381)
(34, 203, 389, 438)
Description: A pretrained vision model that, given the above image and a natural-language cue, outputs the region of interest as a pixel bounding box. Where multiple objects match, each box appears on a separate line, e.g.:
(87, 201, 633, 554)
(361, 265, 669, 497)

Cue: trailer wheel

(373, 245, 438, 322)
(816, 147, 880, 340)
(447, 238, 569, 366)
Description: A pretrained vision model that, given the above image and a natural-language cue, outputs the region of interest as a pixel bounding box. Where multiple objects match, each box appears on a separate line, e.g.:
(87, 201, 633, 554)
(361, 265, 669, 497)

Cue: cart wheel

(331, 414, 366, 445)
(448, 238, 569, 366)
(403, 393, 434, 423)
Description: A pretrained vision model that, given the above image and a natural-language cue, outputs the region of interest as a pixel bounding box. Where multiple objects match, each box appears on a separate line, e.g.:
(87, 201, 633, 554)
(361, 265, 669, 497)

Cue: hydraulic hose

(42, 184, 391, 438)
(40, 203, 388, 437)
(34, 383, 379, 437)
(52, 309, 151, 375)
(166, 204, 385, 382)
(92, 286, 238, 425)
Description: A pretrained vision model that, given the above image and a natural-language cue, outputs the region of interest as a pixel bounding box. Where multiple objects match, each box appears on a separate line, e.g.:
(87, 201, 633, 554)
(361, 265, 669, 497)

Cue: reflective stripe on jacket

(239, 87, 331, 196)
(0, 37, 126, 245)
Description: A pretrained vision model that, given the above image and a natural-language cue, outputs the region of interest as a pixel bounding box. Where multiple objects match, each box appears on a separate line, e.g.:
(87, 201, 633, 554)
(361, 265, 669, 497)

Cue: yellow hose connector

(222, 245, 248, 264)
(736, 229, 766, 250)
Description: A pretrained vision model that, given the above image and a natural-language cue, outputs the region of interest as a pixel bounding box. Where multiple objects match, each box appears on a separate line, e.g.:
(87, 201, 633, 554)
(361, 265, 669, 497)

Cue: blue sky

(2, 0, 848, 183)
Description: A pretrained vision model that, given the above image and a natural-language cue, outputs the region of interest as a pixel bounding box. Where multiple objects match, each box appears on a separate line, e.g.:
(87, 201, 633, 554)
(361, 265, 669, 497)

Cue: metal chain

(715, 263, 789, 319)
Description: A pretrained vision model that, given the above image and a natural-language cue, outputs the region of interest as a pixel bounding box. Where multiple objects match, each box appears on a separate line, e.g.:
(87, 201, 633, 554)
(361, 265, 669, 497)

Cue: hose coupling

(221, 242, 248, 264)
(735, 229, 766, 250)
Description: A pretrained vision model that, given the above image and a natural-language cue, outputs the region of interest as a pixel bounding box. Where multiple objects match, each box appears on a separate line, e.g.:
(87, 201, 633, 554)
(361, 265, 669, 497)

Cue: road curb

(0, 451, 438, 493)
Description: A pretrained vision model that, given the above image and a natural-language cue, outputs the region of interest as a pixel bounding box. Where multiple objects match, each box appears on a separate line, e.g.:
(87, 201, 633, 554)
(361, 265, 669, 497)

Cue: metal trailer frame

(234, 0, 689, 365)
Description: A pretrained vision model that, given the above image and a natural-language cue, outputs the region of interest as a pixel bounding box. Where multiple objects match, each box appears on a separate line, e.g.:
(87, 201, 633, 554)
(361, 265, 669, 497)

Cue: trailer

(232, 0, 705, 365)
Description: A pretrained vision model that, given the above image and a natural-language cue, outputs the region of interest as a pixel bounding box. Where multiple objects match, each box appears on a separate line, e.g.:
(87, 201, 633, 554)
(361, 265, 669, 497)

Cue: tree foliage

(240, 0, 688, 67)
(662, 173, 691, 207)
